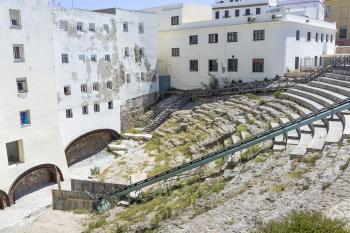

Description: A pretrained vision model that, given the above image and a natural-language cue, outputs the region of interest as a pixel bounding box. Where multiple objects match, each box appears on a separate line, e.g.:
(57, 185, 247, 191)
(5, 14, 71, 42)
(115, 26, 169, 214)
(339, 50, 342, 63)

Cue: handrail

(99, 98, 350, 200)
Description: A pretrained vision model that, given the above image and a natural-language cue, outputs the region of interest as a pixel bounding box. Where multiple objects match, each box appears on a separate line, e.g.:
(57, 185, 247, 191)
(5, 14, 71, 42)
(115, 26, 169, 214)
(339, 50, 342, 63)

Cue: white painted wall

(0, 0, 69, 193)
(278, 0, 325, 20)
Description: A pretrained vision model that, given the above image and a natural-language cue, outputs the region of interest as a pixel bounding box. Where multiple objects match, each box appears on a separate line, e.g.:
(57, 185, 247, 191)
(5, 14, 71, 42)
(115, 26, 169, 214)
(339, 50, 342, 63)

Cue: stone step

(307, 127, 327, 152)
(325, 120, 344, 144)
(309, 81, 350, 97)
(287, 88, 334, 107)
(273, 144, 286, 151)
(271, 122, 285, 145)
(343, 114, 350, 139)
(333, 69, 350, 76)
(290, 133, 313, 159)
(318, 77, 350, 89)
(326, 72, 350, 82)
(279, 117, 300, 140)
(295, 84, 347, 103)
(283, 92, 324, 112)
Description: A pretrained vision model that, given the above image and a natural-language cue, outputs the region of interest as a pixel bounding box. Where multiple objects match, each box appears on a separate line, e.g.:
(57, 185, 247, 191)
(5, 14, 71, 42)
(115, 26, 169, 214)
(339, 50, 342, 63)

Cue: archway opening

(0, 190, 10, 209)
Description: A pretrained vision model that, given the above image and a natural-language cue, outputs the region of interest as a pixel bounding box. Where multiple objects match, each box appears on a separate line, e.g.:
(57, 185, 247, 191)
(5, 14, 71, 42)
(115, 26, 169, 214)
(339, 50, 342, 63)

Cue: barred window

(189, 35, 198, 45)
(252, 58, 264, 72)
(253, 30, 265, 41)
(209, 59, 218, 72)
(171, 16, 179, 25)
(227, 32, 237, 42)
(190, 60, 198, 72)
(228, 59, 238, 72)
(209, 33, 218, 43)
(172, 48, 180, 57)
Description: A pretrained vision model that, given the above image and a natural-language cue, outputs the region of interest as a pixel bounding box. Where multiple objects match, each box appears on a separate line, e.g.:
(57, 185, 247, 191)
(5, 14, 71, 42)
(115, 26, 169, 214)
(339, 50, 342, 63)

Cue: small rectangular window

(245, 9, 251, 16)
(141, 73, 146, 82)
(64, 85, 71, 95)
(93, 82, 99, 91)
(91, 54, 97, 62)
(77, 22, 84, 32)
(139, 48, 145, 57)
(227, 32, 238, 42)
(326, 34, 329, 42)
(16, 78, 28, 93)
(189, 35, 198, 45)
(331, 34, 334, 43)
(13, 45, 25, 62)
(235, 9, 240, 17)
(6, 140, 24, 165)
(81, 84, 88, 93)
(66, 109, 73, 118)
(82, 106, 89, 115)
(103, 24, 110, 33)
(209, 33, 219, 43)
(138, 23, 144, 34)
(321, 33, 324, 42)
(62, 54, 69, 63)
(307, 32, 311, 41)
(89, 23, 95, 32)
(339, 26, 347, 39)
(107, 81, 113, 89)
(314, 56, 318, 67)
(256, 8, 261, 15)
(253, 30, 265, 41)
(171, 16, 179, 25)
(209, 59, 218, 72)
(59, 20, 67, 31)
(78, 54, 85, 63)
(172, 48, 180, 57)
(108, 101, 114, 110)
(224, 10, 230, 18)
(296, 30, 300, 40)
(94, 104, 100, 112)
(126, 74, 131, 83)
(125, 47, 130, 57)
(123, 22, 128, 32)
(9, 9, 21, 28)
(316, 33, 319, 42)
(215, 11, 220, 19)
(228, 59, 238, 72)
(105, 54, 111, 62)
(252, 58, 264, 72)
(295, 57, 300, 69)
(190, 60, 199, 72)
(20, 110, 31, 125)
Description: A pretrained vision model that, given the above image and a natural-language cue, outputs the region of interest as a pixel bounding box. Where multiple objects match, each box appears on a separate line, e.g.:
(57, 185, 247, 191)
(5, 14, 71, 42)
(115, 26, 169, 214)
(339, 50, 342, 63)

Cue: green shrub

(90, 166, 100, 176)
(273, 89, 284, 99)
(256, 210, 350, 233)
(126, 128, 142, 134)
(255, 155, 267, 163)
(302, 154, 320, 167)
(144, 137, 161, 152)
(287, 169, 306, 179)
(269, 183, 286, 193)
(236, 124, 248, 137)
(246, 93, 261, 101)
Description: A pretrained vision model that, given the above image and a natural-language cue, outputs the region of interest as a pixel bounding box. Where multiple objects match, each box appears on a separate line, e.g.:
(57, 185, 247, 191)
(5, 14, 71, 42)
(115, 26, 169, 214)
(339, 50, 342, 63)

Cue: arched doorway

(8, 164, 64, 205)
(0, 190, 10, 209)
(65, 129, 119, 166)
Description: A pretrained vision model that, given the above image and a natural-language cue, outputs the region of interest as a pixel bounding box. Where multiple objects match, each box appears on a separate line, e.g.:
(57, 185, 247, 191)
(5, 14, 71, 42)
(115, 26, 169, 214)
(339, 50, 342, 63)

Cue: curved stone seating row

(294, 84, 346, 103)
(326, 72, 350, 82)
(309, 81, 350, 97)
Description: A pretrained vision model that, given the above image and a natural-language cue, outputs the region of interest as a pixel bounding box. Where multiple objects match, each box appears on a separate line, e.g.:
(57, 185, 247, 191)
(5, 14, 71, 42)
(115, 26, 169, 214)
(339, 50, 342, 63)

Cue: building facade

(0, 0, 158, 209)
(325, 0, 350, 46)
(146, 1, 336, 90)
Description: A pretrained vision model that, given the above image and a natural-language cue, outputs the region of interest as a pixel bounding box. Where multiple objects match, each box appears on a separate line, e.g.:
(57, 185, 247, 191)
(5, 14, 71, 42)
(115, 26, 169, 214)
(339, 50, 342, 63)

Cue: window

(62, 54, 69, 63)
(108, 101, 113, 110)
(82, 106, 89, 115)
(320, 33, 324, 42)
(256, 8, 261, 15)
(307, 32, 311, 41)
(224, 10, 230, 18)
(215, 11, 220, 19)
(107, 81, 113, 89)
(78, 54, 85, 63)
(296, 30, 300, 40)
(235, 9, 240, 17)
(171, 16, 179, 25)
(141, 73, 146, 82)
(105, 54, 111, 62)
(81, 84, 88, 93)
(59, 20, 68, 31)
(125, 47, 130, 57)
(9, 9, 21, 28)
(209, 59, 218, 72)
(94, 104, 100, 112)
(20, 110, 31, 125)
(13, 45, 24, 62)
(172, 48, 180, 57)
(331, 34, 334, 43)
(209, 33, 218, 43)
(340, 26, 347, 39)
(295, 57, 300, 69)
(66, 109, 73, 118)
(190, 60, 198, 72)
(314, 56, 318, 67)
(139, 48, 145, 57)
(6, 140, 24, 165)
(93, 82, 99, 91)
(64, 86, 71, 95)
(316, 33, 319, 42)
(189, 35, 198, 45)
(320, 57, 323, 66)
(77, 22, 83, 32)
(16, 78, 28, 93)
(138, 23, 144, 34)
(228, 59, 238, 72)
(252, 59, 264, 72)
(253, 30, 265, 41)
(91, 54, 97, 62)
(245, 9, 251, 16)
(103, 24, 109, 33)
(123, 22, 128, 32)
(126, 74, 131, 83)
(89, 23, 95, 32)
(326, 34, 329, 42)
(227, 32, 238, 42)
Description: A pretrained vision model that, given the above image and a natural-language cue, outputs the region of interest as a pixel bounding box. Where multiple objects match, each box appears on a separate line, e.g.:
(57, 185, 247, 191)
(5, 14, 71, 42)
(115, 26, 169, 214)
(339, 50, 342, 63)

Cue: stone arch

(8, 164, 64, 205)
(0, 190, 10, 209)
(65, 129, 119, 167)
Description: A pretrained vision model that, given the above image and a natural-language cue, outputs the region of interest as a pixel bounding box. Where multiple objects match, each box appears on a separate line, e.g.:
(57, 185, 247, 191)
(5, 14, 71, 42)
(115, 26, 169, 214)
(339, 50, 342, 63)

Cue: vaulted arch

(0, 190, 10, 209)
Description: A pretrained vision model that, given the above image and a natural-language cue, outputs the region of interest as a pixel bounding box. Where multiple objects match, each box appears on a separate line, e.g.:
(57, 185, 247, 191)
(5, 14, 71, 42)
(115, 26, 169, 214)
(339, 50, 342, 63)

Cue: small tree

(208, 74, 219, 89)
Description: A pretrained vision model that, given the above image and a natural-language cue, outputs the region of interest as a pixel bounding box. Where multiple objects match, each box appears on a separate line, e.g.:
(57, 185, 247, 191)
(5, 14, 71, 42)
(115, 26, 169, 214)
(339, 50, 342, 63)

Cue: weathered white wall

(0, 0, 69, 193)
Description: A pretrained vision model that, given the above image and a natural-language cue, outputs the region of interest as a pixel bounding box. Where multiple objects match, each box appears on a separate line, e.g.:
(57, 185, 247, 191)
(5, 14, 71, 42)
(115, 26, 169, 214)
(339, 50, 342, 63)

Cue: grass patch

(322, 182, 332, 191)
(256, 210, 350, 233)
(117, 160, 126, 166)
(302, 154, 320, 167)
(86, 218, 108, 231)
(147, 163, 171, 178)
(246, 93, 261, 101)
(269, 183, 286, 193)
(340, 158, 350, 171)
(255, 155, 267, 163)
(144, 136, 161, 152)
(273, 89, 284, 99)
(215, 158, 225, 169)
(126, 128, 142, 134)
(287, 169, 306, 180)
(240, 145, 261, 163)
(236, 124, 248, 137)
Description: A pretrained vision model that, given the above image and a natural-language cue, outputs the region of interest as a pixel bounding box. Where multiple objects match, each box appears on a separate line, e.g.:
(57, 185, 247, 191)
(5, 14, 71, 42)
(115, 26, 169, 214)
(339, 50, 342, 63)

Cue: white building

(146, 0, 336, 90)
(0, 0, 158, 209)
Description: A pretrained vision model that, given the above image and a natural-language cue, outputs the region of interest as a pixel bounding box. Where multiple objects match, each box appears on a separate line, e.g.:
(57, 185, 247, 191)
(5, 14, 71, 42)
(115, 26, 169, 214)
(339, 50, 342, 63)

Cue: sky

(53, 0, 213, 10)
